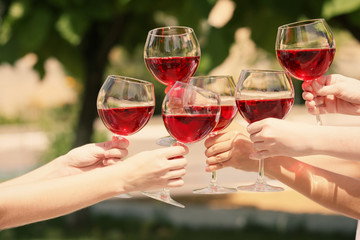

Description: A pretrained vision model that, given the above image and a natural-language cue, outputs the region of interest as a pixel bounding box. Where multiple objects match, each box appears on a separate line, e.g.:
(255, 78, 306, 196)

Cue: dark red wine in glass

(212, 105, 238, 132)
(98, 106, 155, 136)
(143, 81, 220, 208)
(276, 18, 336, 125)
(97, 75, 155, 198)
(235, 69, 294, 192)
(163, 111, 218, 144)
(144, 26, 201, 146)
(236, 98, 294, 123)
(145, 56, 200, 86)
(276, 48, 335, 81)
(189, 75, 238, 195)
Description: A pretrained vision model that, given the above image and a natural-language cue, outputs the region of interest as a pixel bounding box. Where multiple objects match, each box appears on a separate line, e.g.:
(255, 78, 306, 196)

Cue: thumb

(315, 84, 339, 97)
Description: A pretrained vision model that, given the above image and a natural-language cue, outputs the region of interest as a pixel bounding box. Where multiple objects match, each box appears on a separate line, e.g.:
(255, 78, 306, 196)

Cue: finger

(205, 139, 232, 158)
(205, 161, 232, 172)
(315, 74, 332, 86)
(104, 148, 128, 159)
(311, 78, 325, 94)
(313, 96, 325, 107)
(96, 138, 129, 151)
(102, 158, 122, 166)
(204, 133, 228, 148)
(206, 151, 231, 165)
(302, 91, 315, 101)
(247, 121, 263, 135)
(173, 142, 190, 153)
(165, 168, 186, 179)
(301, 80, 313, 91)
(161, 146, 189, 159)
(167, 157, 188, 170)
(166, 178, 185, 188)
(305, 100, 316, 109)
(204, 131, 235, 148)
(111, 136, 130, 148)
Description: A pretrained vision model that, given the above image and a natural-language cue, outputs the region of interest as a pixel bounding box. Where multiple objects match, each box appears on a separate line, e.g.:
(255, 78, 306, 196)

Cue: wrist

(51, 155, 72, 178)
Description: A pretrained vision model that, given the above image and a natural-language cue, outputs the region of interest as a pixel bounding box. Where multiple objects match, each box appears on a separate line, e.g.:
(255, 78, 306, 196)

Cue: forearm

(265, 156, 360, 219)
(0, 157, 67, 189)
(0, 166, 125, 230)
(310, 126, 360, 161)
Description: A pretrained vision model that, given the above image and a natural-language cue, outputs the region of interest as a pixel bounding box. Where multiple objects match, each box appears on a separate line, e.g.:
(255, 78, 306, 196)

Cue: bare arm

(265, 156, 360, 219)
(0, 139, 129, 189)
(205, 130, 360, 219)
(247, 118, 360, 161)
(0, 146, 188, 230)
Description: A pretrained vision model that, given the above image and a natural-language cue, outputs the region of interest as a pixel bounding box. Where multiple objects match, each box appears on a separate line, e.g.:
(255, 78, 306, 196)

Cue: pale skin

(0, 137, 188, 230)
(204, 130, 360, 220)
(203, 74, 360, 220)
(247, 74, 360, 160)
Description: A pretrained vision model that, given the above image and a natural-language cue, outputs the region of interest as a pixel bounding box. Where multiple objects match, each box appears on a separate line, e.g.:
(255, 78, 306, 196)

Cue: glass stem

(161, 188, 170, 201)
(315, 114, 323, 126)
(210, 171, 217, 187)
(257, 158, 265, 184)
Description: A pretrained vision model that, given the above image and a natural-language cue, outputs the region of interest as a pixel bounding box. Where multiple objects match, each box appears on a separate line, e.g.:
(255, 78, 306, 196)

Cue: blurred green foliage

(1, 0, 360, 146)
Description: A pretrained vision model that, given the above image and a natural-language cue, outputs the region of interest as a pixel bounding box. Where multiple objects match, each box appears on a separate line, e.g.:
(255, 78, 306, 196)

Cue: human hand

(247, 118, 315, 160)
(204, 130, 258, 172)
(302, 74, 360, 115)
(61, 136, 129, 176)
(118, 145, 189, 192)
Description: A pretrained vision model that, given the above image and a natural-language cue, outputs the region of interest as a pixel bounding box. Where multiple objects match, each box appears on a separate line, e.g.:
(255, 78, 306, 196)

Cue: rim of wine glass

(106, 75, 154, 87)
(240, 69, 287, 74)
(148, 26, 195, 37)
(189, 75, 234, 80)
(188, 75, 236, 97)
(278, 18, 326, 29)
(169, 80, 223, 96)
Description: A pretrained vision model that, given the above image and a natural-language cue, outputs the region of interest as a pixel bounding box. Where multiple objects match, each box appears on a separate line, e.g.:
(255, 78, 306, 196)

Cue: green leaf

(322, 0, 360, 18)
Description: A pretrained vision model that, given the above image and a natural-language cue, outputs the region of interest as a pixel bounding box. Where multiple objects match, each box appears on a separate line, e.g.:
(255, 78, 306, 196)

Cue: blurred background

(0, 0, 360, 239)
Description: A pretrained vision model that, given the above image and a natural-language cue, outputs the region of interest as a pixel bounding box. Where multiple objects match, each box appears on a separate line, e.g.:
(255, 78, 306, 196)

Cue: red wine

(145, 56, 200, 86)
(276, 48, 335, 81)
(213, 105, 237, 132)
(98, 106, 154, 135)
(163, 113, 218, 143)
(236, 98, 294, 123)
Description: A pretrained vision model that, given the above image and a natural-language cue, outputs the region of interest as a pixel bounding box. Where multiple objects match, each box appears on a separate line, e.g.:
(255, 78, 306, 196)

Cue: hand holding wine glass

(276, 18, 336, 125)
(97, 75, 155, 197)
(143, 81, 221, 207)
(235, 69, 294, 192)
(189, 75, 238, 194)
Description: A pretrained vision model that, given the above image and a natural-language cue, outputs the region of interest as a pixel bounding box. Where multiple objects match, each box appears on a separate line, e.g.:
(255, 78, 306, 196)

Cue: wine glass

(97, 75, 155, 198)
(143, 81, 221, 207)
(189, 75, 238, 194)
(144, 26, 201, 146)
(276, 18, 336, 125)
(235, 69, 294, 192)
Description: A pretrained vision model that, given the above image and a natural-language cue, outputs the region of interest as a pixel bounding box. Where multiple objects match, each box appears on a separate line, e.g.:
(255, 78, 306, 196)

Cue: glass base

(115, 193, 132, 198)
(193, 184, 237, 194)
(142, 191, 185, 208)
(237, 180, 284, 192)
(156, 136, 177, 146)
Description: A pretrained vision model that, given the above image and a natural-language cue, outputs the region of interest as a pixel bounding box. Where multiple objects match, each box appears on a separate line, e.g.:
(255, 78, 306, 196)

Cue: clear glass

(144, 26, 201, 146)
(143, 81, 221, 207)
(275, 18, 336, 125)
(97, 75, 155, 198)
(189, 75, 238, 194)
(235, 70, 294, 192)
